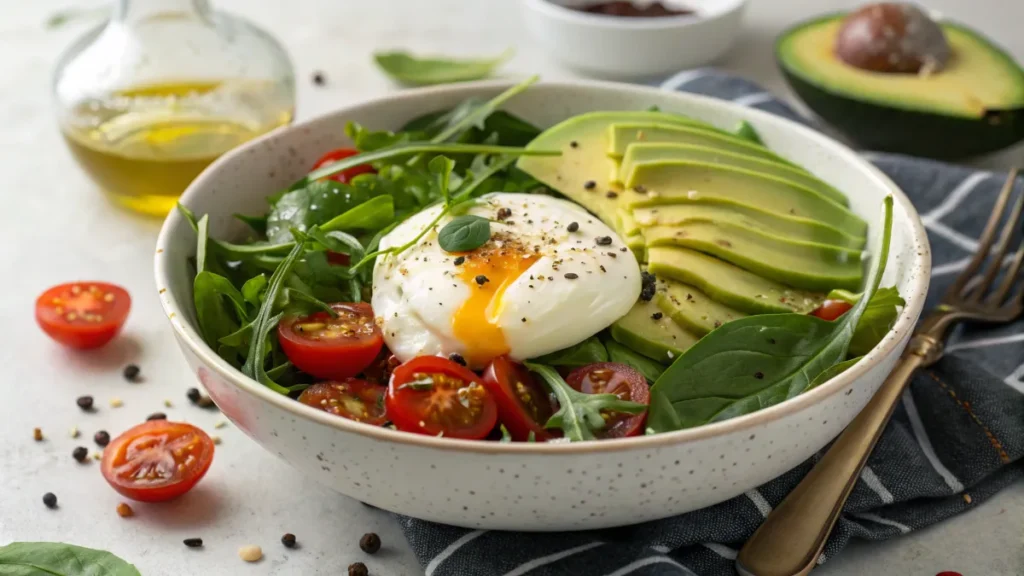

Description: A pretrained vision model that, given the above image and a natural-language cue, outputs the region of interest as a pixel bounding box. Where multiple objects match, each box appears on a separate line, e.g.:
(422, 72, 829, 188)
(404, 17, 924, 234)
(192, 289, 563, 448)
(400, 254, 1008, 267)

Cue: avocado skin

(780, 65, 1024, 159)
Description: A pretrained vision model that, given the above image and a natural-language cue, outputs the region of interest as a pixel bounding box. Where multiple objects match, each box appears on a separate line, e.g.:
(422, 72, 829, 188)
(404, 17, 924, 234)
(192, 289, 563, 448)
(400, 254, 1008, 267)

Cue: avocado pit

(835, 2, 951, 74)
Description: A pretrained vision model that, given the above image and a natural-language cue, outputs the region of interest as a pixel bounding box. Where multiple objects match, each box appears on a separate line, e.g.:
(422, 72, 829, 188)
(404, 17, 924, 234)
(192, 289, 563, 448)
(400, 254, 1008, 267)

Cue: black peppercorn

(359, 532, 381, 554)
(651, 312, 663, 320)
(183, 538, 203, 548)
(448, 353, 467, 366)
(123, 364, 141, 382)
(312, 71, 326, 86)
(754, 371, 765, 379)
(569, 141, 579, 148)
(453, 256, 465, 266)
(639, 271, 657, 302)
(94, 430, 110, 447)
(496, 207, 512, 220)
(606, 191, 618, 199)
(633, 184, 647, 194)
(76, 396, 94, 411)
(475, 275, 489, 286)
(197, 395, 215, 409)
(348, 562, 369, 576)
(42, 492, 57, 509)
(567, 222, 579, 233)
(72, 446, 88, 463)
(583, 180, 596, 190)
(186, 388, 201, 403)
(595, 236, 613, 246)
(146, 412, 167, 421)
(281, 533, 297, 548)
(564, 273, 579, 280)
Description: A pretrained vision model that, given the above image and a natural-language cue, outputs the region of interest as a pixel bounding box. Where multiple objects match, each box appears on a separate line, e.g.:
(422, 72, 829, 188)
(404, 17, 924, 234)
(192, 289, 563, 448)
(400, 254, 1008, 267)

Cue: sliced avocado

(610, 299, 699, 363)
(519, 111, 700, 230)
(626, 232, 646, 260)
(608, 123, 791, 166)
(647, 246, 824, 314)
(642, 220, 862, 291)
(632, 204, 863, 249)
(654, 279, 747, 335)
(619, 143, 847, 207)
(778, 15, 1024, 159)
(624, 162, 867, 239)
(734, 120, 764, 145)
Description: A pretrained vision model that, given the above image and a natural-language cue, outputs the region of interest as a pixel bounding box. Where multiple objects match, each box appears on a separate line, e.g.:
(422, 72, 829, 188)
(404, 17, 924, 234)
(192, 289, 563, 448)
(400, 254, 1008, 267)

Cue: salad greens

(0, 542, 140, 575)
(647, 197, 895, 433)
(438, 214, 491, 252)
(827, 286, 905, 357)
(374, 49, 514, 86)
(526, 363, 646, 442)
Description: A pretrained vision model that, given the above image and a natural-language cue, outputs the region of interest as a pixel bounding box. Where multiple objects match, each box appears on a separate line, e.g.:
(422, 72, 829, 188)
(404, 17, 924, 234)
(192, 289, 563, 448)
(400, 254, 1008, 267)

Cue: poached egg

(371, 193, 642, 368)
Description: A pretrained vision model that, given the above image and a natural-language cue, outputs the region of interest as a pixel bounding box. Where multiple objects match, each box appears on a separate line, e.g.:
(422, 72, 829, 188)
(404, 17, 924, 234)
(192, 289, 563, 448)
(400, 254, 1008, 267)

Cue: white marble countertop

(1, 0, 1021, 574)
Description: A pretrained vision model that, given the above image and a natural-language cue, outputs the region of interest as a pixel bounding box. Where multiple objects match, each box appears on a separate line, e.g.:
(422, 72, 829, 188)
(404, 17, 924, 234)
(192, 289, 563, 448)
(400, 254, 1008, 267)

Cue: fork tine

(992, 242, 1024, 305)
(974, 179, 1024, 301)
(945, 168, 1019, 300)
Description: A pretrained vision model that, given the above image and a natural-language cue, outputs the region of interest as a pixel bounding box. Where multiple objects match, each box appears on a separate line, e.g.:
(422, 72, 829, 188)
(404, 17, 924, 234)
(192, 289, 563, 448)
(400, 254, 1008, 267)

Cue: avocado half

(777, 14, 1024, 159)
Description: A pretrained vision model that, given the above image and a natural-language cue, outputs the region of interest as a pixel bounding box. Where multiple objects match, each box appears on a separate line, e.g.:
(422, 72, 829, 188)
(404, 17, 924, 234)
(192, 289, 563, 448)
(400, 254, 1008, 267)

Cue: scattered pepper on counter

(359, 533, 381, 554)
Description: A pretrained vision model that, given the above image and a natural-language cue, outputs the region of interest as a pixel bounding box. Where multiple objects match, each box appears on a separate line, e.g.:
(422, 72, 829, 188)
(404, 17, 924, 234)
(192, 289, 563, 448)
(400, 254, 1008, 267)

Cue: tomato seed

(116, 502, 134, 518)
(76, 396, 94, 411)
(348, 562, 369, 576)
(281, 533, 297, 548)
(359, 532, 381, 554)
(42, 492, 57, 508)
(72, 447, 88, 463)
(183, 538, 203, 548)
(123, 364, 141, 382)
(33, 428, 43, 442)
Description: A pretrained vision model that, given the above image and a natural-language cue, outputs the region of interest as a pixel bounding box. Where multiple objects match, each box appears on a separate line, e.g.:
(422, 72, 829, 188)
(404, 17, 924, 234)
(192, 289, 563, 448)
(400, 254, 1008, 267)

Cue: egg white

(371, 193, 642, 367)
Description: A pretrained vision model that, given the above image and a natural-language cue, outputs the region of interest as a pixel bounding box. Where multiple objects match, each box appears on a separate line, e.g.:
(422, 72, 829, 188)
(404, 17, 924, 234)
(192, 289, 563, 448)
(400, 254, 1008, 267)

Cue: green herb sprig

(525, 363, 646, 442)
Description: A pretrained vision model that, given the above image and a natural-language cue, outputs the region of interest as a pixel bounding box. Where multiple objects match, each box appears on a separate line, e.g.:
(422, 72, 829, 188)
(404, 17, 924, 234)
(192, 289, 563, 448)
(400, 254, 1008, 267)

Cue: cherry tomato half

(311, 148, 376, 184)
(810, 299, 854, 321)
(35, 282, 131, 349)
(387, 356, 498, 440)
(362, 349, 400, 386)
(101, 420, 214, 502)
(482, 356, 557, 442)
(278, 302, 384, 381)
(565, 363, 650, 439)
(298, 380, 388, 425)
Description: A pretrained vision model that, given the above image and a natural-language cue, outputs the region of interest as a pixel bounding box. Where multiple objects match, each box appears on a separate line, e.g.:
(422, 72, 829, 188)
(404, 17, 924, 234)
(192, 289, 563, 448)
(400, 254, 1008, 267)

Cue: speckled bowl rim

(155, 79, 931, 455)
(523, 0, 748, 30)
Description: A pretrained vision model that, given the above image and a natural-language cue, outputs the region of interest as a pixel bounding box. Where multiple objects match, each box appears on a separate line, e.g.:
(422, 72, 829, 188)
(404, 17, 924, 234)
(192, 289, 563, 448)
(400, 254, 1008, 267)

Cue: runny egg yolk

(452, 241, 539, 366)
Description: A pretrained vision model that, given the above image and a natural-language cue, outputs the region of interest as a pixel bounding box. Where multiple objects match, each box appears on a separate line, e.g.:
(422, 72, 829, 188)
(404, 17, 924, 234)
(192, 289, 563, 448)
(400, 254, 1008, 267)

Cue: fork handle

(735, 349, 927, 576)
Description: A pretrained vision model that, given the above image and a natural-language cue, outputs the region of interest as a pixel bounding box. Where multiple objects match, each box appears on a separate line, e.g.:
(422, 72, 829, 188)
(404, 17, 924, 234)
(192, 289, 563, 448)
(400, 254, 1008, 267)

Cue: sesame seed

(238, 545, 263, 562)
(214, 420, 228, 429)
(69, 426, 79, 439)
(109, 398, 123, 408)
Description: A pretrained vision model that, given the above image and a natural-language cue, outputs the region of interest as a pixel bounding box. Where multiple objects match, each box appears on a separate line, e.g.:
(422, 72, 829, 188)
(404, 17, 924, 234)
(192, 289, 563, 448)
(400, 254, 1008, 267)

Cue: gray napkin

(396, 70, 1024, 576)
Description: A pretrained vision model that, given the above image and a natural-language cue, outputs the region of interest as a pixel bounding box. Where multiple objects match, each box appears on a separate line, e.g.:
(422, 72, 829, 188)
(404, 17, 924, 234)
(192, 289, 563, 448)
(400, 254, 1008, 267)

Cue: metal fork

(736, 168, 1024, 576)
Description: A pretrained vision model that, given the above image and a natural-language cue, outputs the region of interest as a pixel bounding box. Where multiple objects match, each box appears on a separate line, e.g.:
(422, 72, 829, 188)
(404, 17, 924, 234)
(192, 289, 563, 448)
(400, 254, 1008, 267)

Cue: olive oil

(60, 80, 293, 216)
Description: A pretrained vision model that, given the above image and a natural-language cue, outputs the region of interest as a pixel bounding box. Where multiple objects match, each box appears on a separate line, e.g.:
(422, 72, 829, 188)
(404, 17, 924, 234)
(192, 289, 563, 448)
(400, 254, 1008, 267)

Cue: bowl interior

(157, 80, 930, 451)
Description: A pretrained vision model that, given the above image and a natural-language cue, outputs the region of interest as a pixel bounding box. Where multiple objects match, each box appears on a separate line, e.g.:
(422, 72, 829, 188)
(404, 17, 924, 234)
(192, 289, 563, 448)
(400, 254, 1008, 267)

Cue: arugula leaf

(531, 336, 608, 368)
(266, 180, 370, 244)
(402, 109, 541, 147)
(647, 197, 894, 432)
(430, 76, 538, 144)
(234, 213, 268, 236)
(373, 49, 513, 86)
(827, 287, 906, 357)
(429, 155, 456, 206)
(605, 340, 666, 383)
(320, 195, 395, 234)
(0, 542, 140, 575)
(193, 272, 247, 349)
(438, 215, 490, 252)
(526, 363, 646, 442)
(241, 275, 268, 307)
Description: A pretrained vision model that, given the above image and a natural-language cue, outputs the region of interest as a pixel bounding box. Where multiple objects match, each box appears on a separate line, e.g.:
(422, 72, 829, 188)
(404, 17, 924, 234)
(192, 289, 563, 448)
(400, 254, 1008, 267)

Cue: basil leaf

(438, 215, 490, 253)
(526, 362, 646, 442)
(605, 340, 666, 383)
(648, 197, 894, 432)
(0, 542, 141, 575)
(531, 336, 608, 368)
(373, 49, 513, 86)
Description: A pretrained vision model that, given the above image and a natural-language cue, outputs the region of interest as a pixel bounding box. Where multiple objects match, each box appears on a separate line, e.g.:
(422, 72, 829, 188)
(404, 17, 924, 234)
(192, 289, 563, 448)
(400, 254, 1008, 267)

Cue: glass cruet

(52, 0, 295, 216)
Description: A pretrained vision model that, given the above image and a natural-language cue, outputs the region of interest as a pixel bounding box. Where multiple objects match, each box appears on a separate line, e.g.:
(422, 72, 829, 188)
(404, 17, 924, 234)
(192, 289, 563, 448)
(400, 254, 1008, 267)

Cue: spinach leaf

(734, 120, 764, 145)
(827, 287, 905, 357)
(526, 363, 646, 442)
(647, 197, 894, 432)
(0, 542, 140, 575)
(241, 275, 268, 307)
(266, 180, 369, 244)
(531, 336, 608, 368)
(605, 340, 666, 383)
(320, 195, 395, 234)
(807, 356, 863, 390)
(193, 272, 247, 349)
(438, 215, 490, 252)
(234, 213, 268, 236)
(373, 49, 513, 86)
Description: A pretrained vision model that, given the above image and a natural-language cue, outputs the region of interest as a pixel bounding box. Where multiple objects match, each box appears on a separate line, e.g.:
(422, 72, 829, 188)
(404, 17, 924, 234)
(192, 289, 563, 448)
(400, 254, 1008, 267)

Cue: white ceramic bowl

(156, 80, 930, 531)
(521, 0, 747, 79)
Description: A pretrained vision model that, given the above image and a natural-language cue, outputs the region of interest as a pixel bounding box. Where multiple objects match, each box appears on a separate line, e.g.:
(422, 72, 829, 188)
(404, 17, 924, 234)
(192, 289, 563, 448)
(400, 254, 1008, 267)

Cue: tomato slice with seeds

(565, 362, 650, 439)
(482, 356, 557, 441)
(298, 380, 387, 425)
(278, 302, 383, 381)
(387, 356, 498, 439)
(35, 282, 131, 349)
(311, 148, 377, 184)
(810, 299, 854, 321)
(101, 421, 214, 502)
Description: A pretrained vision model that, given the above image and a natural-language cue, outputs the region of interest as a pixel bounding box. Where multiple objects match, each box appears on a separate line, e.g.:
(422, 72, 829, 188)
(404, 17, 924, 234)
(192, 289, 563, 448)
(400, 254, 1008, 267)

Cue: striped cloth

(396, 70, 1024, 576)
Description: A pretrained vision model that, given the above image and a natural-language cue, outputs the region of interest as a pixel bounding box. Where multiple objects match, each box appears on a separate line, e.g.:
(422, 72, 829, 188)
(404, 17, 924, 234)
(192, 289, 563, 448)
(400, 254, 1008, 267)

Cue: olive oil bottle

(53, 0, 295, 216)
